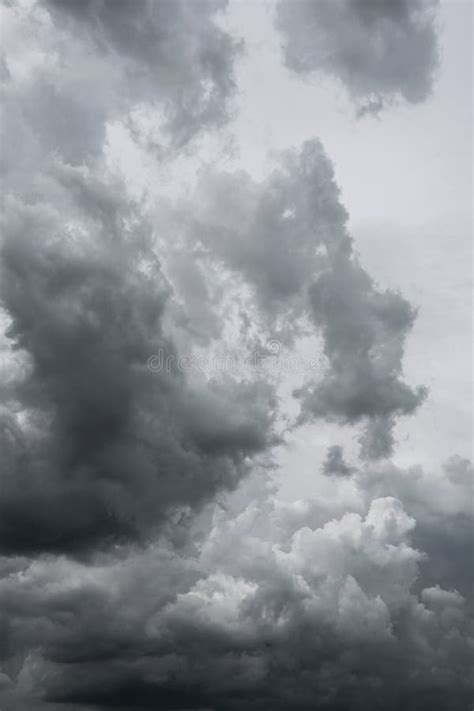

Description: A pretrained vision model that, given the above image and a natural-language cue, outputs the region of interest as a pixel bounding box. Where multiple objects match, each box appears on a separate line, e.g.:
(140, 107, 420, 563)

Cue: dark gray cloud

(0, 0, 274, 557)
(0, 164, 276, 554)
(276, 0, 440, 113)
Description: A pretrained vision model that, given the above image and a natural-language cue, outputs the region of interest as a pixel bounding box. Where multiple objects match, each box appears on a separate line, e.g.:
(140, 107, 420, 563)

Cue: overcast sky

(221, 0, 473, 492)
(0, 2, 472, 710)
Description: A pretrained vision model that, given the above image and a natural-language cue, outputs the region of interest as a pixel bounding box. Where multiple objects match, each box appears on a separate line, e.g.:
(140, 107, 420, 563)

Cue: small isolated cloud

(276, 0, 440, 113)
(323, 445, 356, 476)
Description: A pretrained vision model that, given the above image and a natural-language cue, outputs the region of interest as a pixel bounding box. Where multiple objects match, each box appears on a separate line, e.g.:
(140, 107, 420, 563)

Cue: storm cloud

(0, 1, 273, 554)
(0, 2, 471, 711)
(0, 460, 472, 710)
(0, 163, 276, 554)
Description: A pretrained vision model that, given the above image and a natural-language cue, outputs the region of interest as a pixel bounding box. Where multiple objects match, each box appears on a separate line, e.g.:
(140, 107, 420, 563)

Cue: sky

(220, 0, 473, 492)
(0, 1, 472, 710)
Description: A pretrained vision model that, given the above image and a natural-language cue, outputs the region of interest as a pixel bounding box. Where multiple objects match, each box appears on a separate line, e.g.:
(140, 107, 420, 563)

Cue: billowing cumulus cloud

(357, 455, 474, 603)
(0, 164, 276, 554)
(275, 0, 440, 113)
(0, 461, 472, 710)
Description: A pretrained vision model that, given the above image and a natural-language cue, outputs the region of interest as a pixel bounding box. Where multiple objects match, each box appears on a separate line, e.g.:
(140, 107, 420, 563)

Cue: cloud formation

(1, 0, 241, 168)
(0, 2, 470, 710)
(190, 140, 426, 456)
(323, 444, 356, 476)
(0, 461, 472, 710)
(0, 163, 276, 555)
(276, 0, 440, 113)
(45, 0, 242, 147)
(0, 1, 274, 555)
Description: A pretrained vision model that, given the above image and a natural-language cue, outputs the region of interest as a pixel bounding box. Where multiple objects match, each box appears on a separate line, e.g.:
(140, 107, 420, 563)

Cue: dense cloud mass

(0, 0, 275, 555)
(0, 164, 276, 554)
(0, 463, 472, 710)
(0, 1, 472, 711)
(276, 0, 440, 112)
